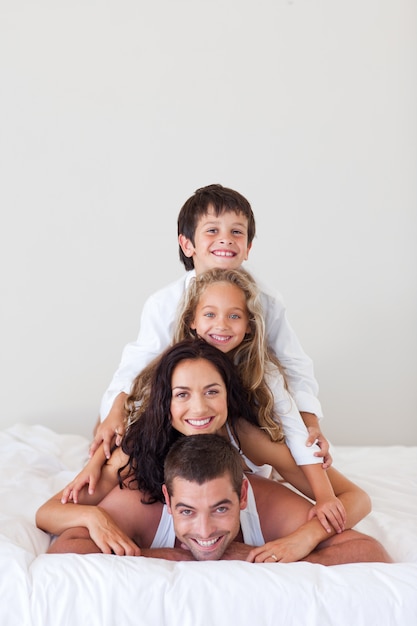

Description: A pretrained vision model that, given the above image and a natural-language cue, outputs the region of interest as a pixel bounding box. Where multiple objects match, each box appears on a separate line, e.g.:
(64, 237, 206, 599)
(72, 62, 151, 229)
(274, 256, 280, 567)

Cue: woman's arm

(36, 447, 127, 536)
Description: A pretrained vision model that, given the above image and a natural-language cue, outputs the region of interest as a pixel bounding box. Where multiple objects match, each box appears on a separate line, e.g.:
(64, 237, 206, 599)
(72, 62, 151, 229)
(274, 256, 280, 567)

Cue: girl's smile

(190, 282, 251, 354)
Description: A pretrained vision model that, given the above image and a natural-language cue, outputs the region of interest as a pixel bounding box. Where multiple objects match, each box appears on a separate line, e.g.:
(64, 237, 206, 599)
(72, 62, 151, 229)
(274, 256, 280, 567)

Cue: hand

(248, 531, 317, 564)
(61, 462, 103, 503)
(307, 496, 347, 534)
(87, 506, 141, 556)
(89, 400, 127, 459)
(305, 426, 332, 470)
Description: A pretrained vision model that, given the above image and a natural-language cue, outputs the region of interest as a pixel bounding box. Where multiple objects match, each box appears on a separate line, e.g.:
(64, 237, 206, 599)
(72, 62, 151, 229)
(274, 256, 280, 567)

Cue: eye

(205, 389, 219, 397)
(232, 229, 244, 236)
(229, 313, 240, 319)
(204, 312, 215, 318)
(173, 391, 188, 399)
(206, 228, 217, 234)
(216, 506, 228, 514)
(179, 509, 193, 516)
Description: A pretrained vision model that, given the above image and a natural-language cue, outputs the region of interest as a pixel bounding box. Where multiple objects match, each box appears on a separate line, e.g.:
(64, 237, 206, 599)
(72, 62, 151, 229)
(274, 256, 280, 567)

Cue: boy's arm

(300, 411, 332, 468)
(260, 288, 323, 416)
(61, 443, 109, 503)
(97, 277, 187, 429)
(90, 392, 128, 458)
(267, 369, 332, 469)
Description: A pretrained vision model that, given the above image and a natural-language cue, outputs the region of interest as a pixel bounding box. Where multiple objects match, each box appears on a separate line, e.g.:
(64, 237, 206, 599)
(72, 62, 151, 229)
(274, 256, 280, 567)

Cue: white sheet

(1, 424, 416, 626)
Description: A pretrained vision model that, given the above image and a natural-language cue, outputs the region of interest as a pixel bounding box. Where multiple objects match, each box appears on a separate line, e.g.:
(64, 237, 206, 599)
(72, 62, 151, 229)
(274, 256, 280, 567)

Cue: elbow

(356, 487, 372, 521)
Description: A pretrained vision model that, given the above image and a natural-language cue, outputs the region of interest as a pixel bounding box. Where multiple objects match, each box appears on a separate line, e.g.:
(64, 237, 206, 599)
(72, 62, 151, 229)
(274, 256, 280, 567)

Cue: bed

(1, 423, 416, 626)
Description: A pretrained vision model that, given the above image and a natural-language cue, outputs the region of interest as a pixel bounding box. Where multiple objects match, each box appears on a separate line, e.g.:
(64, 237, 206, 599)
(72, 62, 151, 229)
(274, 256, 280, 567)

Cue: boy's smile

(179, 207, 252, 274)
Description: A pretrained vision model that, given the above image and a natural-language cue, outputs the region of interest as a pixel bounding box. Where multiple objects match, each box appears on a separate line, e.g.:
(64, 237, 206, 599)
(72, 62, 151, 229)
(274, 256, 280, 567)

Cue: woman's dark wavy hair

(119, 338, 259, 504)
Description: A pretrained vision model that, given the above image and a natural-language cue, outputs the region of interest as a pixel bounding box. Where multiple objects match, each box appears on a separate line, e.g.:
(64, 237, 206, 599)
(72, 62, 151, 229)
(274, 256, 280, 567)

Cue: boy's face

(179, 207, 252, 274)
(162, 474, 248, 561)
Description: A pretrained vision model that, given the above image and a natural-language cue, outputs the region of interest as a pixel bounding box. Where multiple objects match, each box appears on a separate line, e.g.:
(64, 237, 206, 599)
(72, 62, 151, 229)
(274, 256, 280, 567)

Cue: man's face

(178, 207, 252, 274)
(163, 474, 248, 561)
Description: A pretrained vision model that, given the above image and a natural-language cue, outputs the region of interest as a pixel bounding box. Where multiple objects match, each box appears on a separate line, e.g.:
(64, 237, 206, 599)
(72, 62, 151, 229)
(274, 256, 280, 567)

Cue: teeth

(213, 250, 234, 257)
(196, 538, 219, 547)
(211, 335, 231, 342)
(188, 418, 211, 426)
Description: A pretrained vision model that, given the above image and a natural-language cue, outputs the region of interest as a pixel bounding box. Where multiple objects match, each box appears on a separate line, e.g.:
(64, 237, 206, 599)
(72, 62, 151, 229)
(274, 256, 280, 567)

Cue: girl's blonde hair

(174, 268, 285, 442)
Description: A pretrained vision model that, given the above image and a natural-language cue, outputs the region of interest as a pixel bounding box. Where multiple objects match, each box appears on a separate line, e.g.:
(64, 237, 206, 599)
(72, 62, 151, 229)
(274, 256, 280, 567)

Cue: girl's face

(170, 358, 228, 435)
(190, 282, 251, 354)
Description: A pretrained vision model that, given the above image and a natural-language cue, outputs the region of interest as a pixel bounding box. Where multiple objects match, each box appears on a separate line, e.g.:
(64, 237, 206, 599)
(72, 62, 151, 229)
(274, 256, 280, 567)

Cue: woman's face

(190, 282, 251, 353)
(170, 358, 228, 435)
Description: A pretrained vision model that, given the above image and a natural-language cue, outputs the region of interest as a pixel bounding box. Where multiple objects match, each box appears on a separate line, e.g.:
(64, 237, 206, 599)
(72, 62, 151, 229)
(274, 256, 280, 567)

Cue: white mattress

(1, 423, 416, 626)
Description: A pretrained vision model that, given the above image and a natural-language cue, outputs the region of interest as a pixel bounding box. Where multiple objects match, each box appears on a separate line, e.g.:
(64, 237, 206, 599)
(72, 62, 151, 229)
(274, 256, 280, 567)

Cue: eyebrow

(174, 498, 233, 511)
(171, 382, 223, 392)
(200, 305, 246, 313)
(201, 219, 247, 229)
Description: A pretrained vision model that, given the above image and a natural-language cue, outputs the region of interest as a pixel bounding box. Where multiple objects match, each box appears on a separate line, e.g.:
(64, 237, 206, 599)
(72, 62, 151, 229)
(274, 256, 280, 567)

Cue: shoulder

(244, 267, 286, 313)
(141, 272, 195, 312)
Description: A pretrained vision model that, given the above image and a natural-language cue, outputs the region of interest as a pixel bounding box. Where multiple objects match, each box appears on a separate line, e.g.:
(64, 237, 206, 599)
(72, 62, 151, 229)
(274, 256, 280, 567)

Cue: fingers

(89, 439, 100, 458)
(103, 437, 112, 460)
(61, 486, 72, 504)
(309, 503, 347, 534)
(96, 535, 141, 557)
(247, 546, 281, 563)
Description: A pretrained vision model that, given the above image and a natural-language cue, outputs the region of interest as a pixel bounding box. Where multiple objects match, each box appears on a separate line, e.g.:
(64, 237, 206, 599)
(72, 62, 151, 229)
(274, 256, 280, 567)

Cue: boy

(92, 184, 328, 461)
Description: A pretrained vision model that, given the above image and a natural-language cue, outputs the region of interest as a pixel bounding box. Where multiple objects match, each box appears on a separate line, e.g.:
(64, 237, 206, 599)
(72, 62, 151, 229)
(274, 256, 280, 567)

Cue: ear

(162, 484, 172, 513)
(244, 242, 252, 261)
(239, 477, 249, 511)
(178, 234, 195, 258)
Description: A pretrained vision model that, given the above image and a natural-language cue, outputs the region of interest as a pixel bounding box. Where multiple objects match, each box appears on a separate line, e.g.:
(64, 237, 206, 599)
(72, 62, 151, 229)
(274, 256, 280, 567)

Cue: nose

(215, 315, 229, 330)
(218, 231, 233, 245)
(197, 514, 216, 539)
(190, 394, 209, 416)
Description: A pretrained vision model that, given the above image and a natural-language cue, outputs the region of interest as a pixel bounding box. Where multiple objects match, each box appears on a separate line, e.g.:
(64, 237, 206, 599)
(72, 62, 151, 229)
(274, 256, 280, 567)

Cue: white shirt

(100, 270, 323, 433)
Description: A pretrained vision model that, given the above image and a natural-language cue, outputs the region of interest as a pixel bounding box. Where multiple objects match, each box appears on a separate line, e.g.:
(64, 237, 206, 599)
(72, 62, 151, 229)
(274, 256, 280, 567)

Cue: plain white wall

(1, 1, 416, 445)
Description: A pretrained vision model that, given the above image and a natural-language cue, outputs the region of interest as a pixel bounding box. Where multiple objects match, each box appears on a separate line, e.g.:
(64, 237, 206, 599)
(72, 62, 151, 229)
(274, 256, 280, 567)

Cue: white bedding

(1, 423, 416, 626)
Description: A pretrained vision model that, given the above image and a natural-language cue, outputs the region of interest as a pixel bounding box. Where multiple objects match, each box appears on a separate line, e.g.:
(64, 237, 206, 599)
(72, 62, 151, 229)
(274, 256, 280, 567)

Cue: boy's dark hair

(177, 184, 256, 270)
(164, 434, 243, 498)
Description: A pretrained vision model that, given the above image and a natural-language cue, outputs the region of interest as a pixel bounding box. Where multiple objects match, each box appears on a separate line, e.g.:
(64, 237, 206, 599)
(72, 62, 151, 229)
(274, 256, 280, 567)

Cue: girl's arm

(300, 463, 346, 533)
(235, 420, 369, 532)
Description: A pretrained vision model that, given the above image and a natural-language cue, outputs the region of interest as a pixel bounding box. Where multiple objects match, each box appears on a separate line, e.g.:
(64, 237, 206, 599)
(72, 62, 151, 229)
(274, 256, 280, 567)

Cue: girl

(36, 339, 371, 562)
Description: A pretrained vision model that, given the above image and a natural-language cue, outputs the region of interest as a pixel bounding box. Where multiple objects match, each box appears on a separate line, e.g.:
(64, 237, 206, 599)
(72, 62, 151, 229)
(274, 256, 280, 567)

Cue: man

(47, 435, 391, 565)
